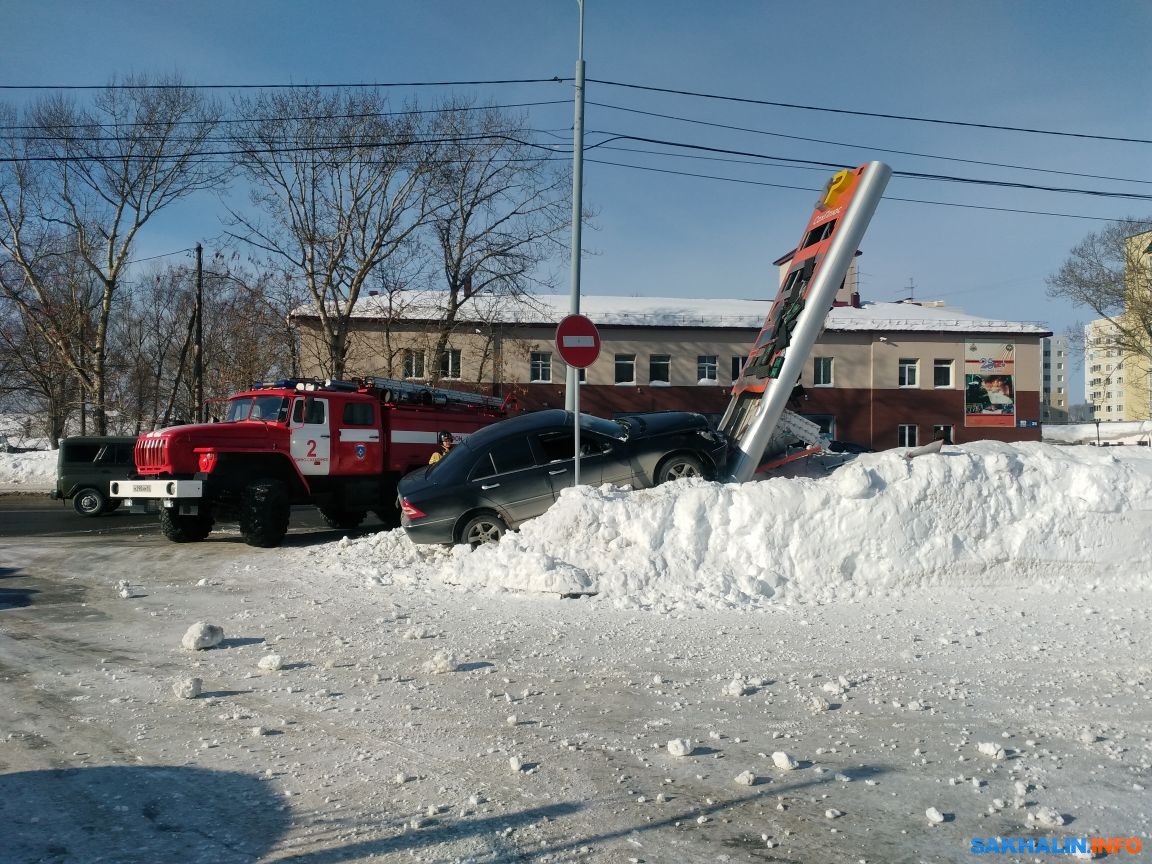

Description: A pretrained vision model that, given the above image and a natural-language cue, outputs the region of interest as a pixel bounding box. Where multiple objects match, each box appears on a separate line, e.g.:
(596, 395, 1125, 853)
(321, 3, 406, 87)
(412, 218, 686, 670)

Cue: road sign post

(555, 314, 601, 485)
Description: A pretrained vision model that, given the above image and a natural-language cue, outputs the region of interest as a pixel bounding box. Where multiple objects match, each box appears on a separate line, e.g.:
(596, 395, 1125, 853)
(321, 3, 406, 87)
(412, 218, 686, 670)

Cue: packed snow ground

(2, 438, 1151, 862)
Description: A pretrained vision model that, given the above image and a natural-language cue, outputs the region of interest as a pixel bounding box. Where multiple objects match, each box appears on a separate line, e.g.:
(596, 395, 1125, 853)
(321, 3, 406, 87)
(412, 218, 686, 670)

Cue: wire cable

(586, 78, 1152, 146)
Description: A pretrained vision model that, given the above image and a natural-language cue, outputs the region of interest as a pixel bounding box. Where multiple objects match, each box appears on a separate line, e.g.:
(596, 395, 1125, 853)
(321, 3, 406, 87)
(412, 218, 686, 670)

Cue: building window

(615, 354, 636, 385)
(697, 355, 718, 384)
(731, 355, 748, 381)
(932, 424, 954, 444)
(933, 359, 953, 388)
(813, 357, 833, 387)
(403, 349, 426, 379)
(649, 354, 671, 385)
(898, 424, 918, 447)
(530, 351, 552, 383)
(439, 349, 461, 379)
(898, 359, 918, 387)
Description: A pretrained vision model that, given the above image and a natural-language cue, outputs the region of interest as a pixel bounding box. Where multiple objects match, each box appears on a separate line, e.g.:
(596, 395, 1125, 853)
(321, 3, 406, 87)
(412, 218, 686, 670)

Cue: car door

(534, 428, 617, 497)
(468, 435, 555, 526)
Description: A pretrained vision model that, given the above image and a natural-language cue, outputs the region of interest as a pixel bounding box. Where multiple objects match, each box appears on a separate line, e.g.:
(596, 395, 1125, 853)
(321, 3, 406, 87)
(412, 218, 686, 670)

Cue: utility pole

(194, 243, 204, 423)
(565, 0, 586, 412)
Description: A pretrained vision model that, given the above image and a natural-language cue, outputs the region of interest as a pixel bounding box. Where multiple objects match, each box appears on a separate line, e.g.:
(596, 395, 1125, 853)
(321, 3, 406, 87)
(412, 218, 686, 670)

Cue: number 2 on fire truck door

(290, 396, 331, 475)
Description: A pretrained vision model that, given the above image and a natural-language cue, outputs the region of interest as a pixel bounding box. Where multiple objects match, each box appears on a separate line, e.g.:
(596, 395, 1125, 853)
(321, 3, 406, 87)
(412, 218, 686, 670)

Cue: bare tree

(1047, 219, 1152, 363)
(421, 101, 569, 379)
(0, 79, 226, 433)
(227, 88, 431, 379)
(0, 292, 75, 446)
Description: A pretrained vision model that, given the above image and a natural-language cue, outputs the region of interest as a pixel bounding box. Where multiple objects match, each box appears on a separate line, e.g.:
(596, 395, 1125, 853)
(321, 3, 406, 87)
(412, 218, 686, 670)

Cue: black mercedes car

(398, 409, 728, 546)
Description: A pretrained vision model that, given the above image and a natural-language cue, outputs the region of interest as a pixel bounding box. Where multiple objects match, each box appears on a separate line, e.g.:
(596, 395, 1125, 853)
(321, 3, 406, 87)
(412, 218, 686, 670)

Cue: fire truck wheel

(373, 501, 401, 530)
(72, 487, 108, 517)
(654, 453, 705, 484)
(159, 508, 214, 542)
(319, 507, 367, 530)
(239, 478, 290, 548)
(460, 511, 507, 548)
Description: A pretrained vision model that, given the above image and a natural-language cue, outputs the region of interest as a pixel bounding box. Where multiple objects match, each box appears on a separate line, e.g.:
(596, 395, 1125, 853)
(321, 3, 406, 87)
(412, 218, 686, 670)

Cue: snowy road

(2, 529, 1149, 863)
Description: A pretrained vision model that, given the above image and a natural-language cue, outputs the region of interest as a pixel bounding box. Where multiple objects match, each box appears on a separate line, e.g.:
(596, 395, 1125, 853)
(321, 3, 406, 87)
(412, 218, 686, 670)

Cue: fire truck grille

(136, 437, 169, 471)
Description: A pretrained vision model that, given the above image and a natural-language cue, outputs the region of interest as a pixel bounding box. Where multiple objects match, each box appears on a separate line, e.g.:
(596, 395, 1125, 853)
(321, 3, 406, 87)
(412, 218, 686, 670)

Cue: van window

(63, 443, 101, 463)
(109, 444, 135, 465)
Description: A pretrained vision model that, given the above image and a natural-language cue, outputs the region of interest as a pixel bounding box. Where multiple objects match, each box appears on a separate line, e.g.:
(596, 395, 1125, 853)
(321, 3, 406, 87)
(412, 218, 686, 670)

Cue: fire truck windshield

(226, 395, 289, 423)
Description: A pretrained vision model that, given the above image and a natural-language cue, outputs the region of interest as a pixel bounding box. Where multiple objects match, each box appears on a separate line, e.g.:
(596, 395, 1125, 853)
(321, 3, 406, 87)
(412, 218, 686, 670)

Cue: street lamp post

(194, 243, 204, 423)
(565, 0, 586, 413)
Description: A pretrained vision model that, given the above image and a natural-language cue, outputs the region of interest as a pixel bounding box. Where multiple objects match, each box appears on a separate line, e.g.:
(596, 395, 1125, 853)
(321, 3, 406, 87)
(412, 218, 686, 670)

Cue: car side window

(581, 434, 612, 456)
(470, 438, 535, 481)
(537, 431, 575, 462)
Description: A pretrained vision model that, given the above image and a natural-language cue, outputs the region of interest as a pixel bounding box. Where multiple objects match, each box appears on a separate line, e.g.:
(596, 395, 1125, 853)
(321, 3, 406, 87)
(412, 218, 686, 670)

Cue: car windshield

(225, 395, 288, 423)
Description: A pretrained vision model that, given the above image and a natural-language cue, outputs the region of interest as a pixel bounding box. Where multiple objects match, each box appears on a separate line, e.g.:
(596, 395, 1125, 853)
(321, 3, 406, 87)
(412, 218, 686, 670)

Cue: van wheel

(459, 511, 507, 548)
(654, 453, 705, 484)
(319, 507, 367, 530)
(73, 487, 108, 517)
(159, 508, 214, 542)
(239, 478, 290, 548)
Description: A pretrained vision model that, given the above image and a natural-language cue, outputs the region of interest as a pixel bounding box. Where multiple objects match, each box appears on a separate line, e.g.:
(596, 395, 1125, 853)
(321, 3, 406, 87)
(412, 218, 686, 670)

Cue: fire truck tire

(654, 453, 705, 484)
(239, 478, 290, 548)
(319, 507, 366, 530)
(159, 508, 214, 542)
(72, 487, 108, 517)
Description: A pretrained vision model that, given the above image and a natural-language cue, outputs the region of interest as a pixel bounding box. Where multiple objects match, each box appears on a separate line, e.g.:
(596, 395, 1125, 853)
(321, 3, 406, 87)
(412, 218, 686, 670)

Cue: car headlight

(698, 429, 722, 444)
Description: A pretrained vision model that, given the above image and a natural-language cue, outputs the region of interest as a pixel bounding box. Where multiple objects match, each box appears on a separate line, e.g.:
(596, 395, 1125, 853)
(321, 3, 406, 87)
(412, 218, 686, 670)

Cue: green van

(50, 436, 138, 516)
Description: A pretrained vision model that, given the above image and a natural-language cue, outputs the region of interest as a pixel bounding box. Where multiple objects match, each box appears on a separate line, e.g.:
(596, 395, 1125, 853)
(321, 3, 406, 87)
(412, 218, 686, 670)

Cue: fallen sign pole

(555, 313, 601, 485)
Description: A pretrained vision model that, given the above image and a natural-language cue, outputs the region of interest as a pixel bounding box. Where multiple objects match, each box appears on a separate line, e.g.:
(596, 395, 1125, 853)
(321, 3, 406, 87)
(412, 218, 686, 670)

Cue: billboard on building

(965, 342, 1016, 427)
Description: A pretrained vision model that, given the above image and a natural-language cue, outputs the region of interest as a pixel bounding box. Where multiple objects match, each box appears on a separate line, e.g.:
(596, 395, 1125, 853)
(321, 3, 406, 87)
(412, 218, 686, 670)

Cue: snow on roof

(335, 292, 1050, 335)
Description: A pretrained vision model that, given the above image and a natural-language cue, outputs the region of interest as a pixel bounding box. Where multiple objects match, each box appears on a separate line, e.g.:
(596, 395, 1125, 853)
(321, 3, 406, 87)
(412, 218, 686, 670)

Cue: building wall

(1041, 335, 1070, 421)
(296, 315, 1046, 449)
(1084, 318, 1131, 420)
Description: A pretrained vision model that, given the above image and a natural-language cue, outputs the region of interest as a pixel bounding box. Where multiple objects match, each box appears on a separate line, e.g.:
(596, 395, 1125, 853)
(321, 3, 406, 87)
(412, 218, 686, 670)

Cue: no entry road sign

(555, 314, 601, 369)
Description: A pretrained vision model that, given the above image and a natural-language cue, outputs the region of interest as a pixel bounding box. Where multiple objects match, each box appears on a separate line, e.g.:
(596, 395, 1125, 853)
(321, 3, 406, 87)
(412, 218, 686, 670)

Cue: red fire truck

(110, 376, 514, 547)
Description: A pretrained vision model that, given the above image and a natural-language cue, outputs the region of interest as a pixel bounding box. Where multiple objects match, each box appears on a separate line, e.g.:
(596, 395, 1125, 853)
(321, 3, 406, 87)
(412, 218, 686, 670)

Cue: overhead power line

(586, 101, 1152, 187)
(585, 133, 1152, 202)
(0, 77, 569, 91)
(4, 73, 1148, 146)
(0, 100, 571, 133)
(585, 158, 1138, 223)
(586, 78, 1152, 146)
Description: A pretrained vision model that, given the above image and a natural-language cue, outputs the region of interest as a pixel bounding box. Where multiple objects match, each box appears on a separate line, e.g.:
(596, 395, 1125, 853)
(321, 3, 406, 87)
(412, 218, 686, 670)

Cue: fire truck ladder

(360, 376, 506, 411)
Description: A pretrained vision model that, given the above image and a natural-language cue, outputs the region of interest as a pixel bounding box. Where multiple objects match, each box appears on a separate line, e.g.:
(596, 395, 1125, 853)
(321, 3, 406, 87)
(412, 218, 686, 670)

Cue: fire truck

(111, 376, 514, 547)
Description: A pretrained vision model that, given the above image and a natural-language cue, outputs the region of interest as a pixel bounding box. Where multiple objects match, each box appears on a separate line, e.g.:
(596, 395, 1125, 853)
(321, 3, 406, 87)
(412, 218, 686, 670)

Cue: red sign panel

(555, 314, 601, 369)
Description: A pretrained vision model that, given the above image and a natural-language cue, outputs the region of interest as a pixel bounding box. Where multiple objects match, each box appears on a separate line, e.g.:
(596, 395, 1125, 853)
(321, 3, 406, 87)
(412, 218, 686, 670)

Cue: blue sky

(5, 1, 1152, 392)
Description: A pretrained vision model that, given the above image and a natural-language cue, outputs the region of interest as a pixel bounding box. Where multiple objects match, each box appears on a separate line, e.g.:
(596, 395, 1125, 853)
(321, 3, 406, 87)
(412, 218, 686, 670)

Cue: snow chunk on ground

(172, 677, 202, 699)
(181, 622, 224, 650)
(257, 654, 283, 671)
(771, 751, 799, 770)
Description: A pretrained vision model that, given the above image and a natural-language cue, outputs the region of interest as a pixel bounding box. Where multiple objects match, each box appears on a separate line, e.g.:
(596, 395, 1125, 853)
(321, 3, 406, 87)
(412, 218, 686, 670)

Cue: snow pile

(323, 441, 1152, 609)
(1044, 420, 1152, 446)
(0, 448, 56, 491)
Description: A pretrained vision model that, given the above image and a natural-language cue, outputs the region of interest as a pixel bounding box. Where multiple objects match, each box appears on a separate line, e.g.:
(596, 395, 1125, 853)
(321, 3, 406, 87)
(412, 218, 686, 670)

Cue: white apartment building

(1041, 335, 1069, 422)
